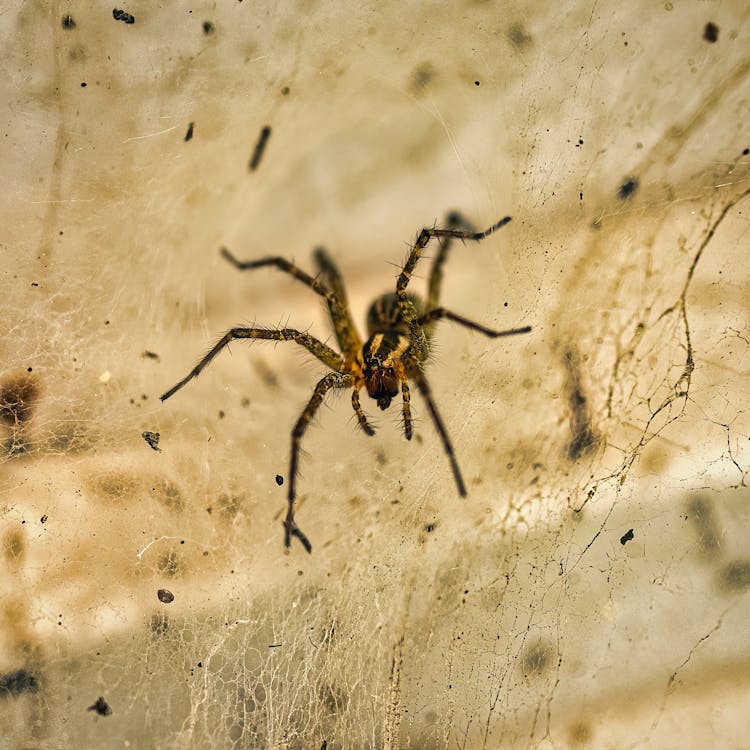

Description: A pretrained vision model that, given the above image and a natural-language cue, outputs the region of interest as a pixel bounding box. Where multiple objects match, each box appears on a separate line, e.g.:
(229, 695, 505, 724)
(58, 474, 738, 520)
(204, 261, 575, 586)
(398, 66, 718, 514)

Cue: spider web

(1, 2, 750, 748)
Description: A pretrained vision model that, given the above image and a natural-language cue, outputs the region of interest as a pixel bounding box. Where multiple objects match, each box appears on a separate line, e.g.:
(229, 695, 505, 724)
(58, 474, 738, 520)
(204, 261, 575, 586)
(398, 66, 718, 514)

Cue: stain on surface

(718, 560, 750, 593)
(521, 642, 552, 677)
(617, 176, 639, 200)
(409, 62, 435, 95)
(686, 494, 721, 559)
(3, 528, 25, 562)
(0, 371, 41, 454)
(87, 696, 112, 716)
(507, 22, 533, 49)
(0, 668, 38, 698)
(562, 347, 601, 460)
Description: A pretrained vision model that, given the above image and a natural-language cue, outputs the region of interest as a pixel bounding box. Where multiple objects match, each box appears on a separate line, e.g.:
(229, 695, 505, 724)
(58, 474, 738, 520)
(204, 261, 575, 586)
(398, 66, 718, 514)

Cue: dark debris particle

(0, 668, 39, 698)
(424, 522, 436, 533)
(275, 474, 284, 486)
(202, 20, 215, 35)
(281, 86, 290, 96)
(743, 148, 749, 156)
(157, 588, 175, 604)
(112, 8, 135, 24)
(142, 431, 161, 451)
(142, 350, 160, 360)
(62, 14, 76, 29)
(87, 696, 112, 716)
(703, 22, 719, 43)
(80, 82, 87, 88)
(184, 122, 194, 142)
(40, 514, 48, 524)
(249, 125, 272, 171)
(617, 177, 639, 200)
(620, 528, 634, 545)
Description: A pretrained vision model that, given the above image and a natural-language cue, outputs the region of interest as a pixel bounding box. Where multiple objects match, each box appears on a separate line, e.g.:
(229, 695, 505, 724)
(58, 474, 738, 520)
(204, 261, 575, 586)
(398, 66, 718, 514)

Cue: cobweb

(2, 2, 750, 748)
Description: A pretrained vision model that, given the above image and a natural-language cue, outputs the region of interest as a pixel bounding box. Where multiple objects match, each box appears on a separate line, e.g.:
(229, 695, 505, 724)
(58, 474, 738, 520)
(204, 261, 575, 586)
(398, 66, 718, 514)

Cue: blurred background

(1, 1, 749, 747)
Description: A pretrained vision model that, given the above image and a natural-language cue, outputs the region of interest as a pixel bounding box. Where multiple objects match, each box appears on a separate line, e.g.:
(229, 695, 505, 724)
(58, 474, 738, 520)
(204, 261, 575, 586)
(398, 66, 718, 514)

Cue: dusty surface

(2, 2, 750, 747)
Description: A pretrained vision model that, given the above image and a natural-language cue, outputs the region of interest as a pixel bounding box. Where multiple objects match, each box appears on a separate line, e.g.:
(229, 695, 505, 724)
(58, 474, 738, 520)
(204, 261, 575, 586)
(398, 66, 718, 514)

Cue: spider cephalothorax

(161, 212, 531, 552)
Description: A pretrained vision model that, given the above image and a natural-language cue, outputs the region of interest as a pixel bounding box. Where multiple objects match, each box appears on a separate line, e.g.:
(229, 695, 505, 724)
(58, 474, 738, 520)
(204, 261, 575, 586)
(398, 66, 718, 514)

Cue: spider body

(161, 212, 531, 553)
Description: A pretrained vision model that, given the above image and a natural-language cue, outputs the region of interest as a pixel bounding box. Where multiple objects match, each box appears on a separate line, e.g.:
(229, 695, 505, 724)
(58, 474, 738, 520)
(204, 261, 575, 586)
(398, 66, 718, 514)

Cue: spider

(160, 212, 531, 552)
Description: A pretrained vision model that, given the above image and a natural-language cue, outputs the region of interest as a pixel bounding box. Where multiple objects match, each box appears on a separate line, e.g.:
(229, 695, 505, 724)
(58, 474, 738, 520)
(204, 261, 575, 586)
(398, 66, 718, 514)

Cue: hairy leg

(220, 248, 360, 360)
(411, 371, 466, 497)
(286, 371, 353, 551)
(313, 246, 363, 356)
(160, 327, 343, 402)
(396, 216, 512, 305)
(418, 308, 531, 338)
(425, 211, 473, 312)
(401, 381, 412, 440)
(351, 388, 376, 436)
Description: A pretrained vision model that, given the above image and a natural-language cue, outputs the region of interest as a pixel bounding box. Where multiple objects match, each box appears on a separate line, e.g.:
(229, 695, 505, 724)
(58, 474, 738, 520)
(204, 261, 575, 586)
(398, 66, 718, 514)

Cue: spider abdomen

(366, 292, 423, 336)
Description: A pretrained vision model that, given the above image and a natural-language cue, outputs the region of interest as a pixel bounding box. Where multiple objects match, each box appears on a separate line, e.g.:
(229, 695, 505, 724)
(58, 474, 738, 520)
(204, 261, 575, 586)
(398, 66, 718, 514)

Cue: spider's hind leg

(426, 211, 475, 312)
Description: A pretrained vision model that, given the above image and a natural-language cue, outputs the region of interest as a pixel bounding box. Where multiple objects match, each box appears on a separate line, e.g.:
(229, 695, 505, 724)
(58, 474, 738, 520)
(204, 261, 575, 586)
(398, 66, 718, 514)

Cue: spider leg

(411, 371, 466, 497)
(286, 371, 353, 551)
(401, 381, 412, 440)
(426, 211, 474, 312)
(313, 247, 363, 356)
(221, 248, 361, 360)
(396, 216, 512, 303)
(351, 389, 376, 436)
(160, 327, 344, 402)
(418, 308, 532, 339)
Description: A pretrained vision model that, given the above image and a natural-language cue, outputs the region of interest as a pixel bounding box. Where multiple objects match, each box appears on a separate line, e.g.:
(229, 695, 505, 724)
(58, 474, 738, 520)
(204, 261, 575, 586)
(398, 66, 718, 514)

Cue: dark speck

(80, 82, 87, 88)
(87, 696, 112, 716)
(184, 122, 194, 142)
(617, 177, 639, 200)
(0, 668, 38, 698)
(474, 80, 481, 86)
(743, 148, 749, 156)
(620, 528, 634, 545)
(202, 21, 215, 35)
(424, 522, 436, 533)
(62, 14, 76, 29)
(275, 474, 284, 486)
(157, 588, 175, 604)
(703, 22, 719, 43)
(249, 125, 272, 171)
(112, 9, 135, 24)
(142, 431, 161, 451)
(281, 86, 290, 96)
(40, 514, 48, 524)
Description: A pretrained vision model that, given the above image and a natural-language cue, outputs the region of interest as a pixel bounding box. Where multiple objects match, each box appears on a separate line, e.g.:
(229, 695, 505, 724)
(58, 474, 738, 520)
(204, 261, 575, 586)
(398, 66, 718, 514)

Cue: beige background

(2, 1, 749, 748)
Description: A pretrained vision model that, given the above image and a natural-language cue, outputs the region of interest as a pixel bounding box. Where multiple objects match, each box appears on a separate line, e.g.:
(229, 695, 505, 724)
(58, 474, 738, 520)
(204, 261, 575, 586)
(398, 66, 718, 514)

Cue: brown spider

(160, 212, 531, 552)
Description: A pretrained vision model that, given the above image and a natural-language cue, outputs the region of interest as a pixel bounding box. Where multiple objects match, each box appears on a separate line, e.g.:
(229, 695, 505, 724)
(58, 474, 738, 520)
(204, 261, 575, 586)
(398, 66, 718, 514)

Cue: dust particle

(275, 474, 284, 486)
(142, 431, 161, 451)
(184, 122, 194, 142)
(703, 22, 718, 42)
(112, 9, 135, 24)
(157, 588, 175, 604)
(62, 14, 76, 29)
(202, 20, 215, 35)
(617, 176, 639, 199)
(87, 696, 112, 716)
(620, 528, 634, 545)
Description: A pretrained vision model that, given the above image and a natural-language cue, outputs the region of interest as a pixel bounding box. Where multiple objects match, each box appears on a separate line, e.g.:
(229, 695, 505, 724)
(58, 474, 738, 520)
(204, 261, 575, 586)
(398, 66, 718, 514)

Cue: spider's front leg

(286, 371, 353, 552)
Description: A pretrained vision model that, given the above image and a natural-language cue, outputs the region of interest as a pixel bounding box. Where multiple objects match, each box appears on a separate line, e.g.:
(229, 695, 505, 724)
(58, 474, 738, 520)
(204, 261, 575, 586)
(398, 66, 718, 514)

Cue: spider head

(362, 334, 405, 410)
(364, 364, 399, 410)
